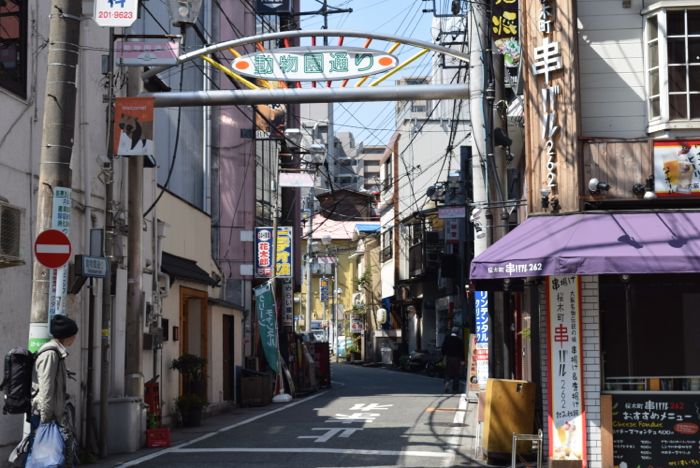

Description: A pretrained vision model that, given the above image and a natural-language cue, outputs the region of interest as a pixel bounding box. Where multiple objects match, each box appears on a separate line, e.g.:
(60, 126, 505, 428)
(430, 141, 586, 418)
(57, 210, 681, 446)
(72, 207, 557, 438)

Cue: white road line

(173, 447, 450, 458)
(116, 391, 328, 467)
(442, 393, 469, 467)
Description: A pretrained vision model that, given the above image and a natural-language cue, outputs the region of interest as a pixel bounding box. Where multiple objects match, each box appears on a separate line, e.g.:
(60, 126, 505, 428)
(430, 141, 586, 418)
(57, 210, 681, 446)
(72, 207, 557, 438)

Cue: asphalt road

(118, 364, 484, 467)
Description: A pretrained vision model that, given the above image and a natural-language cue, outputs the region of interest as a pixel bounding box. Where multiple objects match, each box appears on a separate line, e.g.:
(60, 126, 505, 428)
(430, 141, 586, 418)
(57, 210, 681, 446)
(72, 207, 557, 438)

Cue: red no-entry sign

(34, 229, 72, 269)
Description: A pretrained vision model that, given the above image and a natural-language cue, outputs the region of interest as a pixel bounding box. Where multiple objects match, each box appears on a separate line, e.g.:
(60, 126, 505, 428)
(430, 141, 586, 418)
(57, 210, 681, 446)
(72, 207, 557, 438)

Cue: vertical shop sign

(491, 0, 520, 67)
(546, 275, 586, 464)
(48, 187, 71, 319)
(531, 0, 562, 191)
(319, 278, 329, 303)
(474, 291, 489, 390)
(282, 278, 294, 327)
(254, 282, 279, 372)
(255, 227, 273, 278)
(275, 226, 293, 278)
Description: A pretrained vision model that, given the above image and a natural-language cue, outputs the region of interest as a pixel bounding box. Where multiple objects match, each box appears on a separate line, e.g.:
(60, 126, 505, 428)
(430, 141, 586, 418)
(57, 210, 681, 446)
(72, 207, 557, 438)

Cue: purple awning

(469, 211, 700, 279)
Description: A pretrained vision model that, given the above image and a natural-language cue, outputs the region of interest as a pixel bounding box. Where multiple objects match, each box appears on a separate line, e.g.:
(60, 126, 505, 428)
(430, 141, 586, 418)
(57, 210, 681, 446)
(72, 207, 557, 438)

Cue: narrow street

(113, 364, 483, 468)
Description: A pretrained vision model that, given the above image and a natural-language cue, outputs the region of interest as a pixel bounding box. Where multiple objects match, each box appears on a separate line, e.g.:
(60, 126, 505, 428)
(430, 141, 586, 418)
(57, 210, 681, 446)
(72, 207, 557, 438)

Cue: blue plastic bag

(25, 421, 65, 468)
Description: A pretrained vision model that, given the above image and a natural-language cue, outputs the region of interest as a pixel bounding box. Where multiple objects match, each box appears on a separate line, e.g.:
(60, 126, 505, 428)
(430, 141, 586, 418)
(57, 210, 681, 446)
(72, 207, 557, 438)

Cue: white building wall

(577, 0, 647, 138)
(0, 2, 111, 449)
(539, 276, 602, 467)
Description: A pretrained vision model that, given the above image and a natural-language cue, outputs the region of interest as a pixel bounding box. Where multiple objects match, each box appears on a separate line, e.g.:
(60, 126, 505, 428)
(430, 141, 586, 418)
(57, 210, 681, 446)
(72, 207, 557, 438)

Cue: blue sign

(319, 278, 329, 303)
(475, 291, 489, 345)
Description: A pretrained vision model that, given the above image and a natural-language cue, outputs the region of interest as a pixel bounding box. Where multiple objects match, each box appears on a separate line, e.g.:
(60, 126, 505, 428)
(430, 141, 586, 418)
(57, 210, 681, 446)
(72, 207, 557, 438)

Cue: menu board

(613, 393, 700, 467)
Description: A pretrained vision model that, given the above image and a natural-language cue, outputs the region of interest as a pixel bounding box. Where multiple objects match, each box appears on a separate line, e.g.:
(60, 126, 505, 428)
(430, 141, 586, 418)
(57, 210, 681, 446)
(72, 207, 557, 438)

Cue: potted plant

(171, 353, 208, 427)
(345, 340, 361, 362)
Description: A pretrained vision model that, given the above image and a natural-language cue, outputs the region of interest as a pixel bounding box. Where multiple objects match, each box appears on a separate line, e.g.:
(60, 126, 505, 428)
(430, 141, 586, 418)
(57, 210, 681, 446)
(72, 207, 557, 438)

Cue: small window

(645, 8, 700, 129)
(381, 228, 392, 262)
(0, 0, 27, 98)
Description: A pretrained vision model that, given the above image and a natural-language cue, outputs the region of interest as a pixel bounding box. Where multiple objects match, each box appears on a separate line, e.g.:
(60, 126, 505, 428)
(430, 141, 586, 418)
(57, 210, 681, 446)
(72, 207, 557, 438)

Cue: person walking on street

(441, 327, 464, 394)
(30, 314, 79, 466)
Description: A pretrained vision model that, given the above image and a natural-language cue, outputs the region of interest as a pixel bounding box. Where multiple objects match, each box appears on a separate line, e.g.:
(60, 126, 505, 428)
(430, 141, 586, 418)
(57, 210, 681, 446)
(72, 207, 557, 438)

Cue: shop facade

(470, 211, 700, 466)
(474, 1, 700, 465)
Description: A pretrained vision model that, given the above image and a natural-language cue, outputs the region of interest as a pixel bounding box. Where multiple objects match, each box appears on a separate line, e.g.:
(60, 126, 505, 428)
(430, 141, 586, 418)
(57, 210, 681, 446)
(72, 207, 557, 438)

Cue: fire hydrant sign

(94, 0, 139, 27)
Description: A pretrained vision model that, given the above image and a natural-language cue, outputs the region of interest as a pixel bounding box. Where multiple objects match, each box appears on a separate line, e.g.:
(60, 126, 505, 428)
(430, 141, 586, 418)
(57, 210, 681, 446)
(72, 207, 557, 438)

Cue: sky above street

(300, 0, 436, 146)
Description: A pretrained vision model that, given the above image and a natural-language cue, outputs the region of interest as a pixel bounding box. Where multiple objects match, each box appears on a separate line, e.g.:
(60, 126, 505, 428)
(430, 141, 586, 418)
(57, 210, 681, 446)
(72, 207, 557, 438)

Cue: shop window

(600, 275, 700, 390)
(0, 0, 27, 98)
(645, 6, 700, 131)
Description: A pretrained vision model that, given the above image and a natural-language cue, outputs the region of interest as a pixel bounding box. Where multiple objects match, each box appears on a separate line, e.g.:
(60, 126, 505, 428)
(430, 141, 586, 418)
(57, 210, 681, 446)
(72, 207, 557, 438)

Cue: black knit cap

(50, 315, 79, 339)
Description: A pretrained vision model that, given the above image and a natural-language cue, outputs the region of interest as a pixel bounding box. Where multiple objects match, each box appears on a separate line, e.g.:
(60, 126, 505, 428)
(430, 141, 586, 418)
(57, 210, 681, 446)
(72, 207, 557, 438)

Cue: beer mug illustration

(663, 151, 693, 193)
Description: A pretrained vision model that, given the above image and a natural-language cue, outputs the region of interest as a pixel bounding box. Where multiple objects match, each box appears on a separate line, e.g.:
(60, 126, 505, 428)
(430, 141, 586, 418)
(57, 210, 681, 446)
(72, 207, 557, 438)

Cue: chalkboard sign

(612, 393, 700, 467)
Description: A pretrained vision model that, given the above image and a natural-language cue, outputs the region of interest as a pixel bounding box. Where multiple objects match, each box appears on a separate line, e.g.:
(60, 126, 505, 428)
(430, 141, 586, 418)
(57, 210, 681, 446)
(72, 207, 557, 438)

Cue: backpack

(0, 347, 59, 415)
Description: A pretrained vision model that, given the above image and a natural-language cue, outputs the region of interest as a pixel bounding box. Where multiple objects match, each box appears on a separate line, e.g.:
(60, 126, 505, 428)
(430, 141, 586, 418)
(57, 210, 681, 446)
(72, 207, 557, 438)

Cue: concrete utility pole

(304, 188, 314, 333)
(99, 28, 117, 457)
(490, 50, 508, 378)
(28, 0, 81, 351)
(125, 66, 145, 400)
(468, 0, 490, 257)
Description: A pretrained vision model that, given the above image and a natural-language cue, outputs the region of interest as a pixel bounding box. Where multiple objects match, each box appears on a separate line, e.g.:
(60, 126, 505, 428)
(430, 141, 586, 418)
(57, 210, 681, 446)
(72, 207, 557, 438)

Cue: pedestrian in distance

(441, 326, 464, 394)
(29, 314, 79, 467)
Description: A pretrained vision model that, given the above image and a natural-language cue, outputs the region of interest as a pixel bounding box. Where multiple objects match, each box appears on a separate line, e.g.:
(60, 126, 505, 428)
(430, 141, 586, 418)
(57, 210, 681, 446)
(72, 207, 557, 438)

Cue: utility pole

(124, 65, 144, 401)
(99, 28, 116, 457)
(468, 1, 490, 258)
(490, 49, 508, 379)
(28, 0, 81, 351)
(304, 188, 314, 333)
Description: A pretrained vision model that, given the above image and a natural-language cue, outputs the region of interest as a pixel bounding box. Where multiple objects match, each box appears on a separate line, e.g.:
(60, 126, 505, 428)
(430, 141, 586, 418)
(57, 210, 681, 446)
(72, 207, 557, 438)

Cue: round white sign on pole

(93, 0, 139, 28)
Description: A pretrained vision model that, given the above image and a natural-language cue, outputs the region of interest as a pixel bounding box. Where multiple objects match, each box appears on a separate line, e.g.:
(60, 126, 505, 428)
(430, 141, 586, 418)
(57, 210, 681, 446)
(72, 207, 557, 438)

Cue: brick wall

(540, 275, 602, 467)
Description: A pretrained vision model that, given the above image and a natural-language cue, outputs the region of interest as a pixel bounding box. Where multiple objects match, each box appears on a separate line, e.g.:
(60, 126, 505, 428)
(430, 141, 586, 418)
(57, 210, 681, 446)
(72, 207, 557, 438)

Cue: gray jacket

(32, 339, 68, 423)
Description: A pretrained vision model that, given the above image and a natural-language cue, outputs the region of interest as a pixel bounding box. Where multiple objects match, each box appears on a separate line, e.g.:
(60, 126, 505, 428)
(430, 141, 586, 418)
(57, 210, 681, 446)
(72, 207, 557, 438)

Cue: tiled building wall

(540, 275, 602, 467)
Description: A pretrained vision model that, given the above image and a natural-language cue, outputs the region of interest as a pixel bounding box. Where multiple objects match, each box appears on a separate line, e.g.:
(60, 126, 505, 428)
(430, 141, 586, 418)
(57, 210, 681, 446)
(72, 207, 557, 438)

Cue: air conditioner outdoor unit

(0, 200, 23, 267)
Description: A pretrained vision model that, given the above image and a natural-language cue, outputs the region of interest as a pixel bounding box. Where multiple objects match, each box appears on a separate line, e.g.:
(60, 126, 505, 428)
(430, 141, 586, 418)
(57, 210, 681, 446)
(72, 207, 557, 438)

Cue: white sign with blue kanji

(94, 0, 138, 27)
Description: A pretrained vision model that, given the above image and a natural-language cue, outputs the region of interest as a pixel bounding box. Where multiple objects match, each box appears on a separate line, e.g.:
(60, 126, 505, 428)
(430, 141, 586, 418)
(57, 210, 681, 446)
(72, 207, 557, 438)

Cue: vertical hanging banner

(546, 275, 586, 465)
(113, 97, 155, 156)
(275, 226, 293, 278)
(474, 291, 490, 390)
(48, 187, 72, 320)
(491, 0, 520, 67)
(254, 282, 279, 372)
(255, 227, 273, 278)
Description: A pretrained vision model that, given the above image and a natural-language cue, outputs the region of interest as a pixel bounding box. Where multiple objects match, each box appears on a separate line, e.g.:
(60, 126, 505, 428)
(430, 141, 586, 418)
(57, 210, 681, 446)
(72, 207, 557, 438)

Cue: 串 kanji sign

(231, 47, 397, 82)
(34, 229, 72, 269)
(546, 275, 586, 464)
(93, 0, 138, 28)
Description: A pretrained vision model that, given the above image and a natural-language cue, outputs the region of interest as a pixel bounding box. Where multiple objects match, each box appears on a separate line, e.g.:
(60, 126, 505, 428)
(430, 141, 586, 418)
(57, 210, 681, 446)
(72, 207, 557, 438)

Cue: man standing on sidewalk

(441, 327, 464, 393)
